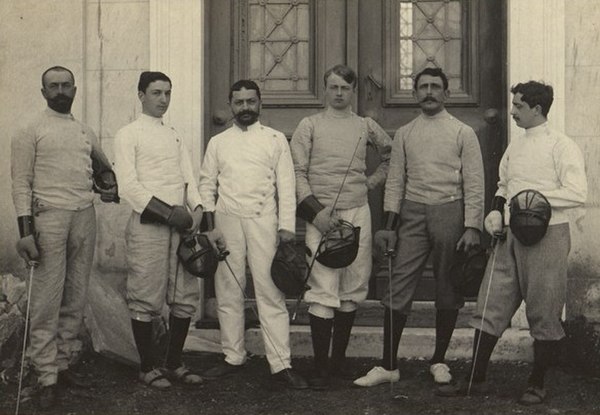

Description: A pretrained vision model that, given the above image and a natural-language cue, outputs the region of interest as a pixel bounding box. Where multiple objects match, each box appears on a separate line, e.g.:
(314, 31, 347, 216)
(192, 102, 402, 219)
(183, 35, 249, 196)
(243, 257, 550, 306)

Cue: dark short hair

(413, 67, 449, 91)
(138, 71, 172, 93)
(324, 64, 357, 89)
(41, 66, 75, 87)
(510, 81, 554, 117)
(229, 80, 261, 102)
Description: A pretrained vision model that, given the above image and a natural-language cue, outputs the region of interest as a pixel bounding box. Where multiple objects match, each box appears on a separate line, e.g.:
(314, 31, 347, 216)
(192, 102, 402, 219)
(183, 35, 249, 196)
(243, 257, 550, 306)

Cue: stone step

(185, 326, 533, 362)
(200, 300, 479, 328)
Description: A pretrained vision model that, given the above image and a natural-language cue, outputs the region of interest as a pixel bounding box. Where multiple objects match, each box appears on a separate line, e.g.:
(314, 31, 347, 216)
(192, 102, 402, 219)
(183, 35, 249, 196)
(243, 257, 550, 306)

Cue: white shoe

(429, 363, 452, 384)
(353, 366, 400, 387)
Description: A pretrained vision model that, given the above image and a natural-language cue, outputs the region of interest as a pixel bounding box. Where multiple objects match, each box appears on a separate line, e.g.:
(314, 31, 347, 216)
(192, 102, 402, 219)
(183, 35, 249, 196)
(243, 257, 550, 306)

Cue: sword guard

(384, 248, 396, 258)
(217, 249, 230, 261)
(28, 260, 39, 269)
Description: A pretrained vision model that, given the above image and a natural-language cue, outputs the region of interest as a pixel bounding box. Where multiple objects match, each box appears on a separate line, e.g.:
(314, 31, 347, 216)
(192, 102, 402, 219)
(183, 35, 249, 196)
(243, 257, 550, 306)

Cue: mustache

(237, 109, 259, 117)
(421, 97, 438, 103)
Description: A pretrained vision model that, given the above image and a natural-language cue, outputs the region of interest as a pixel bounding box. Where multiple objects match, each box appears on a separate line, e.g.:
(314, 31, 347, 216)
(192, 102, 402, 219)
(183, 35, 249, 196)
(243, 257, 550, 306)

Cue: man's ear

(137, 90, 145, 102)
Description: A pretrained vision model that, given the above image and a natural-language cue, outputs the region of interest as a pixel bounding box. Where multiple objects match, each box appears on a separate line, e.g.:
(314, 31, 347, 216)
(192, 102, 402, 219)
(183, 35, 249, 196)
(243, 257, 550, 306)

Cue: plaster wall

(564, 0, 600, 322)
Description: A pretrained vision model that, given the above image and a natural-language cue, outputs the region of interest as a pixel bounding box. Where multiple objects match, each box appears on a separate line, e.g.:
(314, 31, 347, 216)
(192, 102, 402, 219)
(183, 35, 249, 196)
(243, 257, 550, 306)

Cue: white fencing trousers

(304, 204, 372, 319)
(214, 211, 292, 374)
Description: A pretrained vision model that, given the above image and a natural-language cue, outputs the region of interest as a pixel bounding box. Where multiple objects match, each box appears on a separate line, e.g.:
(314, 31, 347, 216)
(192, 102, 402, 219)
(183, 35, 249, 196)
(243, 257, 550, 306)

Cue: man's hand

(456, 228, 481, 252)
(93, 170, 120, 203)
(168, 206, 193, 232)
(373, 230, 397, 256)
(277, 229, 295, 244)
(312, 207, 340, 234)
(16, 235, 40, 263)
(484, 211, 504, 237)
(205, 229, 227, 252)
(188, 206, 204, 232)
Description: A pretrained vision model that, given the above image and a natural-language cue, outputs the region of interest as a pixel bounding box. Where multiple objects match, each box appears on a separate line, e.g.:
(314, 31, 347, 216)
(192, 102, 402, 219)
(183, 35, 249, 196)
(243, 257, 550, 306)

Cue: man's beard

(46, 94, 74, 114)
(234, 109, 259, 126)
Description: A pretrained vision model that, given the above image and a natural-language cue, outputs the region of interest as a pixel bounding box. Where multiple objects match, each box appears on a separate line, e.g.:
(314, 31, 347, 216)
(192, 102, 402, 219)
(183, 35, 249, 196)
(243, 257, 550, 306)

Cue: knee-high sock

(431, 309, 459, 364)
(309, 314, 333, 374)
(469, 329, 499, 382)
(528, 339, 558, 388)
(330, 310, 356, 373)
(165, 314, 191, 370)
(382, 307, 407, 371)
(131, 319, 154, 373)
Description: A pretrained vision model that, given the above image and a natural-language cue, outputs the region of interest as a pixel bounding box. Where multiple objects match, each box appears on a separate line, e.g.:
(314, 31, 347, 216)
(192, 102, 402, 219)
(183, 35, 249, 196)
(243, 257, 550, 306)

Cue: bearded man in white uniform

(199, 80, 308, 390)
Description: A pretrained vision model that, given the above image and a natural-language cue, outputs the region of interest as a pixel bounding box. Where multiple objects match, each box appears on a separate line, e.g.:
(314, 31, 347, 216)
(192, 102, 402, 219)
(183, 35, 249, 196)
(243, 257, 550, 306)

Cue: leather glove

(16, 235, 40, 263)
(94, 170, 120, 203)
(373, 230, 397, 256)
(484, 211, 504, 237)
(168, 206, 193, 232)
(277, 229, 295, 244)
(312, 207, 340, 234)
(188, 206, 204, 232)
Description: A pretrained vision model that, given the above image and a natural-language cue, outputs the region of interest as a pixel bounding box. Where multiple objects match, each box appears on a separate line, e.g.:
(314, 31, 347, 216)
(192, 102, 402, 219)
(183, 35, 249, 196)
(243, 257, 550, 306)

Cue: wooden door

(205, 0, 506, 303)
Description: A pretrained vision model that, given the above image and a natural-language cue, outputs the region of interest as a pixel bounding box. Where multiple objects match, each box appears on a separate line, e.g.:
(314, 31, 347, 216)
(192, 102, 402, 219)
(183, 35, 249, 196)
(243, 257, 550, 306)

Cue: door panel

(206, 0, 506, 303)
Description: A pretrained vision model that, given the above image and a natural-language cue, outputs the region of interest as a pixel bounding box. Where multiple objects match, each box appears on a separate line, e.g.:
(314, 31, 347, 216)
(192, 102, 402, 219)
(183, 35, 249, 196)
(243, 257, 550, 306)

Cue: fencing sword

(218, 250, 296, 383)
(15, 260, 38, 415)
(291, 135, 363, 321)
(384, 243, 397, 397)
(466, 233, 502, 396)
(164, 183, 188, 364)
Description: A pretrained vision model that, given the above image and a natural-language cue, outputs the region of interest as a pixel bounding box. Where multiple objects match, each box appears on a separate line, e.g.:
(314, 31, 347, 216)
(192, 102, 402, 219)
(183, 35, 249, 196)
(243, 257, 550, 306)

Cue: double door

(206, 0, 506, 302)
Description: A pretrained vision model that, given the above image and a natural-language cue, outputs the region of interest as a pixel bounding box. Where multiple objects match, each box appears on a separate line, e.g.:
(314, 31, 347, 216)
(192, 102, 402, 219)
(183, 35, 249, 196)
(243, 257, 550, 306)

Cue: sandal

(518, 386, 546, 405)
(139, 368, 172, 390)
(169, 366, 203, 385)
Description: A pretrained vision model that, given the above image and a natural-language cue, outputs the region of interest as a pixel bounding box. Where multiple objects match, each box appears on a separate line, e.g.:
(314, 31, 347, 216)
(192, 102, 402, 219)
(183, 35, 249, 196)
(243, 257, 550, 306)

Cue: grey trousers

(470, 223, 570, 340)
(381, 199, 466, 313)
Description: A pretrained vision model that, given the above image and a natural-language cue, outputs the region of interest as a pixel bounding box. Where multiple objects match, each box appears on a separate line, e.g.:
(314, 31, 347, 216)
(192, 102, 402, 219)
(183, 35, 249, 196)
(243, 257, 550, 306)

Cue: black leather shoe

(38, 384, 57, 410)
(272, 368, 309, 390)
(436, 379, 489, 397)
(202, 361, 244, 379)
(58, 369, 93, 388)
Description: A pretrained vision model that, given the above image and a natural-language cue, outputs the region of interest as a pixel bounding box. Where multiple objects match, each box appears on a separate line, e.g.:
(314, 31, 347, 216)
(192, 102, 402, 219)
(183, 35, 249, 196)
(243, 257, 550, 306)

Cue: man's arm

(274, 135, 296, 234)
(198, 139, 219, 213)
(542, 138, 587, 208)
(289, 117, 315, 204)
(90, 130, 119, 203)
(11, 123, 40, 262)
(382, 128, 408, 214)
(11, 124, 36, 217)
(113, 128, 153, 212)
(459, 127, 485, 232)
(365, 117, 393, 190)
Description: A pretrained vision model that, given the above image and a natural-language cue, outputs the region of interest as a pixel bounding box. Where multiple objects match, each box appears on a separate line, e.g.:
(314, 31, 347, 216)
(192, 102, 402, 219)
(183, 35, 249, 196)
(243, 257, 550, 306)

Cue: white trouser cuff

(339, 300, 358, 313)
(308, 303, 334, 319)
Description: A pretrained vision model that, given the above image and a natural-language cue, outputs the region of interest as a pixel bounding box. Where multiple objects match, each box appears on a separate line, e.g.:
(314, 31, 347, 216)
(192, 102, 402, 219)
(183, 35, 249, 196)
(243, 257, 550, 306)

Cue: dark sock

(382, 307, 407, 371)
(528, 340, 557, 388)
(309, 314, 333, 375)
(431, 309, 459, 364)
(330, 310, 357, 373)
(468, 329, 499, 383)
(165, 314, 192, 370)
(131, 319, 155, 373)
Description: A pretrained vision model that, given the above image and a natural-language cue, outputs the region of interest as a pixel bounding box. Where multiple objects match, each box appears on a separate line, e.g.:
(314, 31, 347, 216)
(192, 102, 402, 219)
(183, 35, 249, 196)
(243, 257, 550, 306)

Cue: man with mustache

(11, 66, 118, 409)
(113, 71, 205, 390)
(354, 67, 484, 387)
(198, 80, 308, 389)
(438, 81, 587, 405)
(290, 64, 392, 390)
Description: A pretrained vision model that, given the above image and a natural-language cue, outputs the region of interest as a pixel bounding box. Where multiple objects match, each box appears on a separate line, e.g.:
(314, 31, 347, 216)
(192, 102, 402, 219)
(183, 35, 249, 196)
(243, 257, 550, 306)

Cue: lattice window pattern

(247, 0, 311, 94)
(397, 0, 464, 92)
